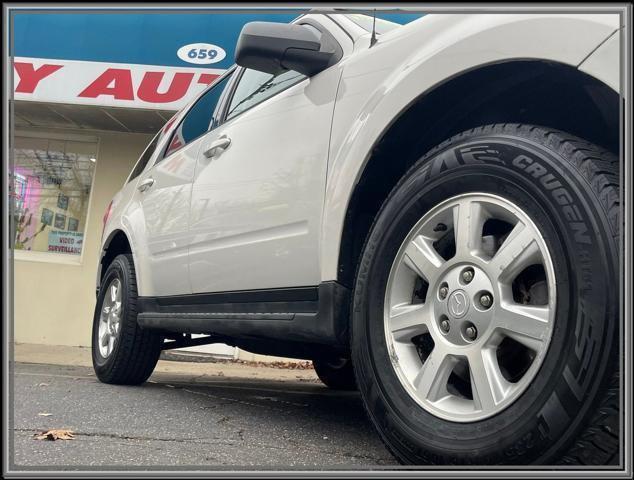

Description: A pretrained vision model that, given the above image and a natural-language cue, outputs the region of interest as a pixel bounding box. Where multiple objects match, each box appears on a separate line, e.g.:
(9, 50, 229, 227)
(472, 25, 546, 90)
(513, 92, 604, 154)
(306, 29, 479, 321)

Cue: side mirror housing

(235, 22, 335, 77)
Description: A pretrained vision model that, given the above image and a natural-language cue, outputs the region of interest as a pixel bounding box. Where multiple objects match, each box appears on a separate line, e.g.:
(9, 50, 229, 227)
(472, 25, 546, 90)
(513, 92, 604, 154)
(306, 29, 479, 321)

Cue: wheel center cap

(448, 290, 469, 318)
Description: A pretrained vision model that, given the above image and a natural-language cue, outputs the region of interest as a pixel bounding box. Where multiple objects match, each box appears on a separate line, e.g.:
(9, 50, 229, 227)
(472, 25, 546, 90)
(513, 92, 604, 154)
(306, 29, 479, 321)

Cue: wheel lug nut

(479, 293, 492, 308)
(465, 325, 477, 340)
(462, 269, 474, 283)
(440, 319, 450, 333)
(439, 286, 448, 299)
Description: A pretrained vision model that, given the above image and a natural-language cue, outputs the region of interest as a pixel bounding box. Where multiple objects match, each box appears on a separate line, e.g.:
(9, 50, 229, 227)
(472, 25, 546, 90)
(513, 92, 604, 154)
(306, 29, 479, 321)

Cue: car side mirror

(235, 22, 335, 77)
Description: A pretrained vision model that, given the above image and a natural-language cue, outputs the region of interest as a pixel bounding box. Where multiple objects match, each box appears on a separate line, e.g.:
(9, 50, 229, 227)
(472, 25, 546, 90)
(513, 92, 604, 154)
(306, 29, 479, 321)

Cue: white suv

(92, 12, 621, 465)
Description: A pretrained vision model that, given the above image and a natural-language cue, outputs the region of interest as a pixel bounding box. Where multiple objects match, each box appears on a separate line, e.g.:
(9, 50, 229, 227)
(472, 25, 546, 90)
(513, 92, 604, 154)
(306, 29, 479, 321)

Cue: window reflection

(11, 136, 97, 255)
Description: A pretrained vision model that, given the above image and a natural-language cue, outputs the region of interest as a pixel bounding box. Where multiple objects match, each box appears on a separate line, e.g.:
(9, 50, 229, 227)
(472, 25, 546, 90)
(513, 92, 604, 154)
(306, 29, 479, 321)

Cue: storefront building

(11, 11, 414, 357)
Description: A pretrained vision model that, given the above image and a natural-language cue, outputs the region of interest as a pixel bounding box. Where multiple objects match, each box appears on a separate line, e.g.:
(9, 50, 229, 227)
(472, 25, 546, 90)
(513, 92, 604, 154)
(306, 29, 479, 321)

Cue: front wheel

(352, 125, 619, 465)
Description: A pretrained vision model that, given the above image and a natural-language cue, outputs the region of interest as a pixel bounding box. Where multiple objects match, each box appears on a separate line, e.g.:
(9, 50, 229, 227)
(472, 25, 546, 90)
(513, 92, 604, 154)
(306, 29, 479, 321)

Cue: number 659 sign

(177, 43, 226, 65)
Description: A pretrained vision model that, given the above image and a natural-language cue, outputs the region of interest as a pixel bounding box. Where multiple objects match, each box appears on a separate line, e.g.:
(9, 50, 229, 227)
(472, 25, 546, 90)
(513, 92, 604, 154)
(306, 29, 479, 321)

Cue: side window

(225, 68, 306, 121)
(128, 132, 160, 182)
(163, 73, 233, 158)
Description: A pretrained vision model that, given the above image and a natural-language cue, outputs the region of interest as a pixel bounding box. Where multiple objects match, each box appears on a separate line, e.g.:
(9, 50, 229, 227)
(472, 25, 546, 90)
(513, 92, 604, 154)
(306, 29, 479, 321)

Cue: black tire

(352, 124, 620, 465)
(92, 254, 163, 385)
(313, 357, 357, 390)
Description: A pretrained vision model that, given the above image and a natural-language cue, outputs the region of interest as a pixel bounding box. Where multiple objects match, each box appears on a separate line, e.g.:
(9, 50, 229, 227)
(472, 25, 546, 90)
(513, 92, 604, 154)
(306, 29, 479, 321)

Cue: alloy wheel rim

(384, 193, 556, 422)
(98, 278, 122, 359)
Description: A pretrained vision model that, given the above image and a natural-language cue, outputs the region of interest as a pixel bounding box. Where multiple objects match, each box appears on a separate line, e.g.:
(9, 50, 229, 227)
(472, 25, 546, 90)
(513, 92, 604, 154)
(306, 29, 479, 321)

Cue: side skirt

(137, 281, 350, 355)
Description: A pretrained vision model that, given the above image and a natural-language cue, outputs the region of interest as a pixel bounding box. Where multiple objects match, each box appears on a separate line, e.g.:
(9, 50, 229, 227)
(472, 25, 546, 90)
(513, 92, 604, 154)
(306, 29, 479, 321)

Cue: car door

(135, 72, 234, 296)
(187, 22, 344, 294)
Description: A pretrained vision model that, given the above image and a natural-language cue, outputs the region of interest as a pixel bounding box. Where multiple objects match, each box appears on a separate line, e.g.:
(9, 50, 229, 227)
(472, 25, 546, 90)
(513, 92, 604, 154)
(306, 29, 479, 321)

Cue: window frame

(222, 66, 308, 124)
(126, 130, 161, 184)
(156, 66, 237, 164)
(12, 130, 100, 266)
(217, 17, 343, 125)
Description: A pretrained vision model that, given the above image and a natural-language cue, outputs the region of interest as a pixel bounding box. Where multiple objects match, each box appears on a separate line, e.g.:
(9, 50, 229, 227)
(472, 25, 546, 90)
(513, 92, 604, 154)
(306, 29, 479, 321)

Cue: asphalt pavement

(11, 361, 397, 470)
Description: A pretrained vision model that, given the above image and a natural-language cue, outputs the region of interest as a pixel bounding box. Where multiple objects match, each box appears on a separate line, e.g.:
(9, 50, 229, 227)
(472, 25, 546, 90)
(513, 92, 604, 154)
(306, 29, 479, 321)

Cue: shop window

(11, 135, 97, 257)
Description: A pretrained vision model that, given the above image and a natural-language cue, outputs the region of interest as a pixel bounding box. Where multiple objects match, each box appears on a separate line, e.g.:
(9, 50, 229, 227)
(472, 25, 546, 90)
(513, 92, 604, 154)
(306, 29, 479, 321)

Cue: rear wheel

(92, 254, 163, 385)
(352, 124, 620, 465)
(313, 357, 357, 390)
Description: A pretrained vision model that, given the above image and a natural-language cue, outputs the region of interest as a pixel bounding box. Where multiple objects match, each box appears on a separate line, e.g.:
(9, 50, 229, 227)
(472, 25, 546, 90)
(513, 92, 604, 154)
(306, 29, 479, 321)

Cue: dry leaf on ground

(230, 360, 314, 370)
(33, 429, 75, 441)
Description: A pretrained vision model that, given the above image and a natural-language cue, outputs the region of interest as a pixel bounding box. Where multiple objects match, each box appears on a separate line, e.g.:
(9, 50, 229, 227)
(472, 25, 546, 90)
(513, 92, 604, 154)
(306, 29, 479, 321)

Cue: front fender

(320, 13, 619, 282)
(579, 28, 621, 93)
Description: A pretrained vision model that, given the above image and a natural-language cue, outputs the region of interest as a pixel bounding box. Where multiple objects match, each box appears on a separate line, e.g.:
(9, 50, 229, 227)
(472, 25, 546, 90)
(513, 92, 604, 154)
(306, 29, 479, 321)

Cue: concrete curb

(14, 343, 320, 383)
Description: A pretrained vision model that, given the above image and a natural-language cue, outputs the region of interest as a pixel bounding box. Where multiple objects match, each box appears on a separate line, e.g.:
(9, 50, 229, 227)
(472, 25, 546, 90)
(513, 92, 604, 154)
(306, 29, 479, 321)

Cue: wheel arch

(333, 60, 619, 288)
(97, 229, 134, 295)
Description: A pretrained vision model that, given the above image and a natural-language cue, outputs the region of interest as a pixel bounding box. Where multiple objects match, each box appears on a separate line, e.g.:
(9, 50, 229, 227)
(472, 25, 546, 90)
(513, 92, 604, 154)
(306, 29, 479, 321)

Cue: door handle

(138, 177, 154, 192)
(203, 136, 231, 159)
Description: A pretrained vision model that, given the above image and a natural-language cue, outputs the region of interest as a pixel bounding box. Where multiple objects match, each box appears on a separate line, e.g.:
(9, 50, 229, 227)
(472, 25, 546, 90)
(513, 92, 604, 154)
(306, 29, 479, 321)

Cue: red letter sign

(198, 73, 219, 86)
(79, 68, 134, 100)
(14, 62, 63, 93)
(137, 72, 194, 103)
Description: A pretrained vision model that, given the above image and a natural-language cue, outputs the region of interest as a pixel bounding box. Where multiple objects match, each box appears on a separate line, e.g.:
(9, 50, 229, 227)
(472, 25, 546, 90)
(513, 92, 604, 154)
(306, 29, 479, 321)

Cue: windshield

(344, 13, 401, 35)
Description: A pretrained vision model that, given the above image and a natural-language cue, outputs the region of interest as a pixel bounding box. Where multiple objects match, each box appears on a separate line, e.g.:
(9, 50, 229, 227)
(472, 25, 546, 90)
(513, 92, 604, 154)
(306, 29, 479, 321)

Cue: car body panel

(134, 139, 201, 295)
(187, 62, 342, 293)
(99, 71, 236, 296)
(183, 14, 351, 293)
(319, 13, 620, 282)
(98, 12, 620, 299)
(579, 29, 621, 93)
